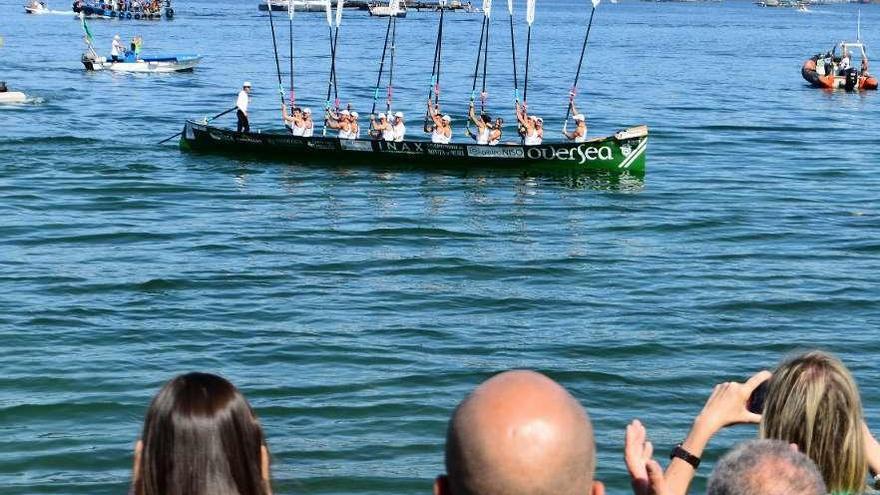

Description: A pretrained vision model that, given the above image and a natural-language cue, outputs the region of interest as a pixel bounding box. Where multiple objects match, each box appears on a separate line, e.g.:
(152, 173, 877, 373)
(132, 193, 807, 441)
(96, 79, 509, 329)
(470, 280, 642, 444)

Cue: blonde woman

(631, 351, 880, 495)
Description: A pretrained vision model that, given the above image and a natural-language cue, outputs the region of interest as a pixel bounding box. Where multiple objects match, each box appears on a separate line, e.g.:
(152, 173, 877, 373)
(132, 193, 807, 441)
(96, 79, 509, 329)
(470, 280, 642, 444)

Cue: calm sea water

(2, 0, 880, 493)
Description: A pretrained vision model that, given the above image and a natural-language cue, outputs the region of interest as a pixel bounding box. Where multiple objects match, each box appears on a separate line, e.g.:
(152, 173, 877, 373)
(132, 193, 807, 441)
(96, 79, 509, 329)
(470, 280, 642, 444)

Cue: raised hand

(625, 420, 670, 495)
(696, 371, 771, 435)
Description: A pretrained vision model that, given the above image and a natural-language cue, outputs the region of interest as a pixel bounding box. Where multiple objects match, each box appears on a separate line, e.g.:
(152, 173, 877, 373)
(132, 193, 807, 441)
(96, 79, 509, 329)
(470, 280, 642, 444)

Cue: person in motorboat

(370, 112, 394, 141)
(392, 112, 405, 142)
(426, 99, 452, 144)
(281, 105, 306, 136)
(839, 50, 852, 75)
(236, 81, 251, 133)
(515, 101, 542, 145)
(468, 102, 493, 145)
(110, 34, 125, 62)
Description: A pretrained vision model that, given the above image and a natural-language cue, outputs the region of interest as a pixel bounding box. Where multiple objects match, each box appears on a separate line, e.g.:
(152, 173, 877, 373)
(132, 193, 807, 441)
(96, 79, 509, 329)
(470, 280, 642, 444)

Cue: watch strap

(670, 443, 701, 469)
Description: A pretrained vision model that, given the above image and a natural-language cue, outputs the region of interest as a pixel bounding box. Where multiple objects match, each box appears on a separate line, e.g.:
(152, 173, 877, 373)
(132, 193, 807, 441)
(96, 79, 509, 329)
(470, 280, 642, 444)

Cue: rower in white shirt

(392, 112, 405, 142)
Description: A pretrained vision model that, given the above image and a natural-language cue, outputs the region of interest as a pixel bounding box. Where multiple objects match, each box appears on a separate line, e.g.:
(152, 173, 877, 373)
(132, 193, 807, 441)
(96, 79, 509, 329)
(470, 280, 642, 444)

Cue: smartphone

(747, 379, 769, 414)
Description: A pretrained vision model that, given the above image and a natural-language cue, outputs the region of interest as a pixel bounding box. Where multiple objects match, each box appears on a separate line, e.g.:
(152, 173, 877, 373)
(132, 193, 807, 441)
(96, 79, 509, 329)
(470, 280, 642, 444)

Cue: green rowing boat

(179, 121, 648, 175)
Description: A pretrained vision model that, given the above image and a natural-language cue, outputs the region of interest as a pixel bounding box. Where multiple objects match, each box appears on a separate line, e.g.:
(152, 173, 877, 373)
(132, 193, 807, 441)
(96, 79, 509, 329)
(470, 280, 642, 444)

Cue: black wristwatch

(670, 443, 701, 469)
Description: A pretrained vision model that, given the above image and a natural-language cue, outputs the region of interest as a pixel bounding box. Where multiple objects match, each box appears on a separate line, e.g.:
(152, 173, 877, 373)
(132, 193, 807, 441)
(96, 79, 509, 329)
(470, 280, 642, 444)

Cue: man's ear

(434, 474, 450, 495)
(590, 480, 605, 495)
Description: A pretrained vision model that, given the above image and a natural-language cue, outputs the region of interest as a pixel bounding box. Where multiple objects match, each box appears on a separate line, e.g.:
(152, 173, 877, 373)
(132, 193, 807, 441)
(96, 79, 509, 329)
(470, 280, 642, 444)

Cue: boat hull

(0, 92, 28, 104)
(179, 121, 647, 175)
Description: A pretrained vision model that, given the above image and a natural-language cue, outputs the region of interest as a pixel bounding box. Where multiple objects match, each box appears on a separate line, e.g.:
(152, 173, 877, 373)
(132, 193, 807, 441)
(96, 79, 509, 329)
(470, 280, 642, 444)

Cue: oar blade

(526, 0, 535, 25)
(591, 0, 600, 8)
(325, 0, 332, 25)
(482, 0, 492, 17)
(506, 0, 512, 15)
(335, 0, 343, 26)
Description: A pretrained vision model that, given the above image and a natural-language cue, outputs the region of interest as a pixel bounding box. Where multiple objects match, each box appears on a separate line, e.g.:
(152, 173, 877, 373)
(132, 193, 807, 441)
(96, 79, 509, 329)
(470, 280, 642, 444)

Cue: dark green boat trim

(179, 121, 647, 175)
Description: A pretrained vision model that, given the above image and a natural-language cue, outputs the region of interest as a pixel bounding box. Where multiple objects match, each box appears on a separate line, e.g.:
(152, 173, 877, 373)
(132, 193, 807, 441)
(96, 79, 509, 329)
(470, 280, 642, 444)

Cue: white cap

(350, 111, 359, 118)
(394, 111, 404, 118)
(535, 117, 544, 124)
(377, 112, 386, 120)
(340, 109, 350, 116)
(114, 34, 121, 40)
(243, 81, 252, 87)
(573, 113, 585, 121)
(442, 114, 452, 122)
(303, 108, 312, 114)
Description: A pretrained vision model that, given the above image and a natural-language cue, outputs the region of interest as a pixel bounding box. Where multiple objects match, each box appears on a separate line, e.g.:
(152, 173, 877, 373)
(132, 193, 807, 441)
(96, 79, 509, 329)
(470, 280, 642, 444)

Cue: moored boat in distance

(259, 0, 328, 11)
(179, 121, 648, 175)
(802, 41, 878, 91)
(25, 0, 49, 13)
(369, 1, 407, 17)
(82, 53, 202, 72)
(72, 0, 173, 19)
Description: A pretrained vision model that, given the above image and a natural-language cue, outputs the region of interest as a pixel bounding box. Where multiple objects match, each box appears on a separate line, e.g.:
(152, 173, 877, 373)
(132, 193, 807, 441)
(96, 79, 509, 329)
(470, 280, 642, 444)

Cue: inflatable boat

(802, 41, 878, 91)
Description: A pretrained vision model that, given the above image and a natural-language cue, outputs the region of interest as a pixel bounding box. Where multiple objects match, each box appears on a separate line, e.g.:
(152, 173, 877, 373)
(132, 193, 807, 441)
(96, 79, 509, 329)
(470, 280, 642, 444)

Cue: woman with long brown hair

(131, 372, 273, 495)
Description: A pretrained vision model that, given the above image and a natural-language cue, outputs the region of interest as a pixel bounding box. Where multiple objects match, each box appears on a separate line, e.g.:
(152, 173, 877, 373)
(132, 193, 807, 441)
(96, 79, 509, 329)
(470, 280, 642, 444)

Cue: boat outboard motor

(81, 53, 96, 71)
(0, 81, 8, 93)
(844, 68, 859, 91)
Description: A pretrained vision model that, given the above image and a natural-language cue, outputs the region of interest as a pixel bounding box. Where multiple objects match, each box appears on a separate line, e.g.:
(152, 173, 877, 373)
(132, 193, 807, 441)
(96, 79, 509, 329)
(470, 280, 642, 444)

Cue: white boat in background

(259, 0, 327, 12)
(369, 0, 406, 17)
(0, 82, 28, 103)
(25, 0, 49, 13)
(82, 53, 203, 72)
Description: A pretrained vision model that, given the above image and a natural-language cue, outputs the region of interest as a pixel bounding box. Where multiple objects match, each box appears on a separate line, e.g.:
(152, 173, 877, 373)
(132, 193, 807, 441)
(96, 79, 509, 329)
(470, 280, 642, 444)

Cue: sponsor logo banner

(307, 139, 339, 151)
(526, 144, 614, 164)
(340, 139, 374, 152)
(467, 145, 524, 159)
(379, 141, 426, 154)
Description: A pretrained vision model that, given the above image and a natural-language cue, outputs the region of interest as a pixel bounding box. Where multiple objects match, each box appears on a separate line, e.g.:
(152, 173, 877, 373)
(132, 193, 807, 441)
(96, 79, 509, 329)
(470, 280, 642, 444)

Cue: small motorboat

(258, 0, 326, 12)
(369, 0, 407, 17)
(0, 81, 28, 104)
(82, 52, 202, 72)
(72, 0, 173, 19)
(802, 41, 878, 91)
(25, 0, 49, 13)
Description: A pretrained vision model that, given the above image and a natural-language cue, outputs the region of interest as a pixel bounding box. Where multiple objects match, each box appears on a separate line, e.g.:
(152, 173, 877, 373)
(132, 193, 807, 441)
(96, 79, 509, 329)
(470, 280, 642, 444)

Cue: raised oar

(323, 0, 335, 135)
(523, 0, 534, 103)
(157, 107, 237, 144)
(370, 14, 394, 117)
(506, 0, 518, 104)
(423, 0, 445, 132)
(386, 4, 398, 113)
(480, 0, 492, 114)
(266, 0, 286, 107)
(288, 0, 295, 108)
(563, 0, 600, 126)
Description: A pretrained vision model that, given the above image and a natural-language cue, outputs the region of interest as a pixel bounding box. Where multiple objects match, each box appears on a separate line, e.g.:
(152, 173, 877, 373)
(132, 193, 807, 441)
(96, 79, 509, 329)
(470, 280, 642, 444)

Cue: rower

(302, 108, 314, 137)
(563, 100, 587, 143)
(468, 102, 492, 145)
(371, 112, 394, 141)
(426, 99, 452, 144)
(392, 112, 405, 142)
(281, 105, 305, 136)
(111, 35, 124, 62)
(488, 117, 503, 146)
(516, 101, 542, 146)
(326, 109, 358, 140)
(534, 117, 544, 142)
(236, 81, 251, 133)
(350, 112, 360, 139)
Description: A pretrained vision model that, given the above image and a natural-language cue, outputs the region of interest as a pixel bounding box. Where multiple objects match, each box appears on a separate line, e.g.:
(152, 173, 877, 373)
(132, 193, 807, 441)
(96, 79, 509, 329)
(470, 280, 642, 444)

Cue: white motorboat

(0, 82, 28, 103)
(259, 0, 327, 12)
(369, 0, 406, 17)
(25, 0, 49, 13)
(82, 53, 203, 72)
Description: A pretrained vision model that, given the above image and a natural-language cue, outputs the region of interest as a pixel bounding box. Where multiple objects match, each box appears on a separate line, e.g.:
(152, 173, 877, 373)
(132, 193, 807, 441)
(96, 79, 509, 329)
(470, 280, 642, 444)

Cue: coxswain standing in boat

(371, 113, 394, 141)
(515, 101, 542, 145)
(111, 35, 124, 62)
(236, 81, 251, 133)
(392, 112, 405, 142)
(839, 50, 852, 75)
(563, 99, 587, 143)
(426, 100, 452, 144)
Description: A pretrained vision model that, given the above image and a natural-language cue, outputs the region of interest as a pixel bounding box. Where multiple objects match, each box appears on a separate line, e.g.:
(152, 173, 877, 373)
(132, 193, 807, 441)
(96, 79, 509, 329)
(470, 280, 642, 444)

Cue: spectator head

(707, 439, 826, 495)
(132, 372, 271, 495)
(436, 370, 602, 495)
(759, 351, 865, 494)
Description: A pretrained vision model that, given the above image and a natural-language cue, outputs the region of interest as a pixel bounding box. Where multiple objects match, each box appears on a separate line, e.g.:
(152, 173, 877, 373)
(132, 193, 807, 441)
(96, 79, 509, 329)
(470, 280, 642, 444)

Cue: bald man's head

(437, 370, 602, 495)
